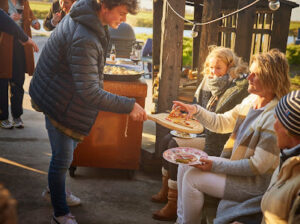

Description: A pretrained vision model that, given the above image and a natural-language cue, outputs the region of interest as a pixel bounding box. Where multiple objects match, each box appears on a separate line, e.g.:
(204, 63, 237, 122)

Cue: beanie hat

(275, 90, 300, 135)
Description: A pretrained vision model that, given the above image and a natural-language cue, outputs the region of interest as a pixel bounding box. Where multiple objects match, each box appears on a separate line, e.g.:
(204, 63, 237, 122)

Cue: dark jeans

(0, 38, 25, 120)
(45, 116, 78, 217)
(159, 133, 179, 180)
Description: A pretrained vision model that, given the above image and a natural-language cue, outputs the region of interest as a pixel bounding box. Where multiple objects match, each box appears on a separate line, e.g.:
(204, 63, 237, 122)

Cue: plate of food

(103, 64, 144, 81)
(147, 109, 204, 134)
(170, 130, 197, 139)
(163, 147, 208, 165)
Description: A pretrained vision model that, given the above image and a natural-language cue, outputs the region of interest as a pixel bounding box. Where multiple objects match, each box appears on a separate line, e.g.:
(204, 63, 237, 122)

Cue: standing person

(29, 0, 146, 223)
(0, 8, 39, 52)
(151, 46, 249, 221)
(0, 0, 40, 129)
(173, 49, 290, 224)
(43, 0, 75, 31)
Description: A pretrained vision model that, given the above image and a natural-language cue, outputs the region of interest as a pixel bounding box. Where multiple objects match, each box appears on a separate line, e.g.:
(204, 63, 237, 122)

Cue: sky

(140, 0, 300, 21)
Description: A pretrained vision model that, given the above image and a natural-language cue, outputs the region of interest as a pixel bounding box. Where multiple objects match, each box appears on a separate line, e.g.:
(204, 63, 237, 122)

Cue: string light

(191, 24, 198, 38)
(166, 0, 261, 26)
(268, 0, 280, 11)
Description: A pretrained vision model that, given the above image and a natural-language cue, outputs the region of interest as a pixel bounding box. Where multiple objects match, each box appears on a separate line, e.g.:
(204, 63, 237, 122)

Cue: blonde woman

(152, 46, 249, 221)
(173, 49, 291, 224)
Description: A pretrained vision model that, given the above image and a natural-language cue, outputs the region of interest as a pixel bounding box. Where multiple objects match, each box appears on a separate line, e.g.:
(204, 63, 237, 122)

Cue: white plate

(170, 130, 197, 139)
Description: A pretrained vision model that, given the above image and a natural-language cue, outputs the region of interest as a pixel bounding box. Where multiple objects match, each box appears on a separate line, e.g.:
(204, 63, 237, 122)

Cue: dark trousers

(159, 133, 179, 180)
(0, 38, 25, 120)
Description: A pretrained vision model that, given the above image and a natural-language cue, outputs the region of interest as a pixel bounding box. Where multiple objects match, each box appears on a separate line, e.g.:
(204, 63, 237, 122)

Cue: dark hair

(97, 0, 139, 15)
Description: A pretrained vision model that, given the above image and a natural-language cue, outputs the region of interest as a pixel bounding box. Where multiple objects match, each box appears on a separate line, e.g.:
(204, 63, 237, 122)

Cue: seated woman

(151, 46, 249, 221)
(43, 0, 75, 31)
(231, 90, 300, 224)
(173, 49, 291, 224)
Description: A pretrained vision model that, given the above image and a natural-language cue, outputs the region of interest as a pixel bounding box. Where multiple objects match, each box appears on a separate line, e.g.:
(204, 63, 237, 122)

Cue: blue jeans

(45, 116, 78, 217)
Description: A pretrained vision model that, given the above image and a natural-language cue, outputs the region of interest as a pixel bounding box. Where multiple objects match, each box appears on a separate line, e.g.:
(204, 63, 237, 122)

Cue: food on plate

(104, 65, 139, 75)
(165, 108, 194, 128)
(174, 153, 197, 164)
(171, 131, 191, 138)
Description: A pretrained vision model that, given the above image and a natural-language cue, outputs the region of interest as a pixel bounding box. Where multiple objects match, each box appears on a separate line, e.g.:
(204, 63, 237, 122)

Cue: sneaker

(42, 188, 81, 207)
(13, 117, 24, 128)
(0, 120, 13, 129)
(51, 213, 78, 224)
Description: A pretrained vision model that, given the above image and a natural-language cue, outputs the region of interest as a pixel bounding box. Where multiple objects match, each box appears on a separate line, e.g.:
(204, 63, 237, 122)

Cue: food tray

(104, 64, 144, 81)
(147, 113, 204, 134)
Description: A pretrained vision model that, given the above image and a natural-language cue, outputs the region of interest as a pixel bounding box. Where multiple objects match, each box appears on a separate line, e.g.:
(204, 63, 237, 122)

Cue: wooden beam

(234, 0, 256, 63)
(155, 0, 186, 156)
(197, 0, 222, 75)
(192, 0, 203, 70)
(270, 3, 292, 53)
(153, 0, 163, 72)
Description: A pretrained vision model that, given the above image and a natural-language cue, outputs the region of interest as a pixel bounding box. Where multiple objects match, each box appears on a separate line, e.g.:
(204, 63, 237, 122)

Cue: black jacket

(29, 0, 135, 136)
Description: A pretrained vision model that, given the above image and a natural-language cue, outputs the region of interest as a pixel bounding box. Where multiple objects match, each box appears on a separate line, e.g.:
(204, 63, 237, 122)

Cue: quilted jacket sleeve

(68, 36, 135, 114)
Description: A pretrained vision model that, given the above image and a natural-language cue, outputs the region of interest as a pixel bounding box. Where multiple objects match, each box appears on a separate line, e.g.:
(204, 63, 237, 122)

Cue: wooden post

(155, 0, 185, 157)
(234, 0, 256, 63)
(270, 4, 292, 53)
(192, 0, 203, 70)
(197, 0, 222, 75)
(153, 0, 163, 73)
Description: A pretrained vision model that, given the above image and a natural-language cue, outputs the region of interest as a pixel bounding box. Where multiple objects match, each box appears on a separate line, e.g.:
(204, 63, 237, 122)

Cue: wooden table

(70, 79, 147, 178)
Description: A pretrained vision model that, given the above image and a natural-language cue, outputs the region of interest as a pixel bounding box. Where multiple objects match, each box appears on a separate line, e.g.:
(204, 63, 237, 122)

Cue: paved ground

(0, 35, 172, 224)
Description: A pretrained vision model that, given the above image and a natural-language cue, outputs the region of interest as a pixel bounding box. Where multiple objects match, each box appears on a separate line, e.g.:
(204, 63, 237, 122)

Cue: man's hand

(52, 12, 62, 26)
(192, 157, 213, 171)
(172, 101, 197, 119)
(129, 103, 147, 122)
(22, 37, 39, 52)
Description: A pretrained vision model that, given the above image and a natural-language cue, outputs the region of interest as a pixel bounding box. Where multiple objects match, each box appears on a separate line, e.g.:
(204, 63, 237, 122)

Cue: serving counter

(70, 79, 147, 177)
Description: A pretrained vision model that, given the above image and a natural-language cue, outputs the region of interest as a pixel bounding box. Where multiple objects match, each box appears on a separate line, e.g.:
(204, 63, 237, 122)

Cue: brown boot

(152, 180, 177, 221)
(151, 168, 169, 203)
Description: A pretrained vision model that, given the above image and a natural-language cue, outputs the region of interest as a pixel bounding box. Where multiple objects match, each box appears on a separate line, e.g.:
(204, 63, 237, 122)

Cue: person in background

(173, 49, 290, 224)
(43, 0, 75, 31)
(0, 8, 38, 52)
(0, 0, 40, 129)
(151, 46, 249, 221)
(29, 0, 146, 223)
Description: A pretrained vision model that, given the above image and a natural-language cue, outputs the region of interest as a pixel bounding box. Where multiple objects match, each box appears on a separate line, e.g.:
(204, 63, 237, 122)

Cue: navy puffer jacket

(29, 0, 135, 136)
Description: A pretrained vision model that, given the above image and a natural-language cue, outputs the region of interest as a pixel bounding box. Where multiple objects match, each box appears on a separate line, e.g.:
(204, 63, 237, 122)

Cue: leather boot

(152, 180, 177, 221)
(151, 168, 169, 203)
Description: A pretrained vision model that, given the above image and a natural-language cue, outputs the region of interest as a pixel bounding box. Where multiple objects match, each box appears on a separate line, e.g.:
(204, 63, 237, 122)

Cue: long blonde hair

(202, 46, 248, 79)
(250, 49, 290, 99)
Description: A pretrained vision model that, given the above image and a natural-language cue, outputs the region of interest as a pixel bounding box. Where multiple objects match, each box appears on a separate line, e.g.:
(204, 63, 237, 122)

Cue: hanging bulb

(268, 0, 280, 11)
(191, 24, 198, 38)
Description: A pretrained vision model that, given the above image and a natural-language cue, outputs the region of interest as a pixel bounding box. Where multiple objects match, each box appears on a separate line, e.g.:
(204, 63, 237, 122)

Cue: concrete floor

(0, 36, 172, 224)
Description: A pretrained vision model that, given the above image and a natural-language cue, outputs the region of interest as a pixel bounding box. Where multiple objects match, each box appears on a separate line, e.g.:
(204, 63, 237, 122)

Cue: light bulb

(269, 0, 280, 11)
(191, 24, 198, 38)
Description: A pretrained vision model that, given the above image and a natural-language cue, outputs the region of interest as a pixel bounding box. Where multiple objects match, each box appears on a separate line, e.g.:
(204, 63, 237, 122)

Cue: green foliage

(286, 44, 300, 65)
(182, 37, 193, 67)
(29, 1, 51, 19)
(135, 34, 152, 42)
(289, 21, 300, 37)
(290, 75, 300, 91)
(128, 11, 153, 27)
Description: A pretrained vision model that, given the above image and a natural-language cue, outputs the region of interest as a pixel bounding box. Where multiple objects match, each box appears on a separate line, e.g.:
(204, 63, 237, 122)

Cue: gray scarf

(207, 74, 231, 96)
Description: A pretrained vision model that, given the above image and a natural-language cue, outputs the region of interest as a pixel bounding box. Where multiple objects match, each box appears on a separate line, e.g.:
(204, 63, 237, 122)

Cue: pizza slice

(165, 108, 193, 128)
